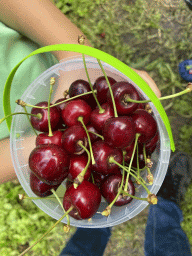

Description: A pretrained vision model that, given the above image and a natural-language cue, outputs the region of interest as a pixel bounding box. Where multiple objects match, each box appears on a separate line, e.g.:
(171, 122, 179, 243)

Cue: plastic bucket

(10, 56, 171, 228)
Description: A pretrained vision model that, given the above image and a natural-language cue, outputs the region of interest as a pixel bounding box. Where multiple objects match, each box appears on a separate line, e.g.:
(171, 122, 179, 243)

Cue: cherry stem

(106, 169, 126, 211)
(48, 77, 55, 137)
(51, 189, 70, 226)
(109, 157, 151, 195)
(129, 168, 147, 185)
(91, 172, 95, 184)
(121, 190, 148, 201)
(51, 189, 65, 213)
(126, 163, 146, 172)
(143, 144, 153, 184)
(19, 194, 64, 200)
(124, 133, 140, 192)
(63, 89, 69, 98)
(82, 54, 105, 113)
(88, 130, 104, 140)
(0, 112, 42, 124)
(134, 144, 144, 184)
(19, 206, 73, 256)
(77, 34, 105, 113)
(125, 87, 192, 103)
(136, 143, 141, 178)
(23, 106, 38, 136)
(97, 59, 118, 117)
(78, 116, 95, 165)
(21, 90, 97, 109)
(75, 141, 91, 187)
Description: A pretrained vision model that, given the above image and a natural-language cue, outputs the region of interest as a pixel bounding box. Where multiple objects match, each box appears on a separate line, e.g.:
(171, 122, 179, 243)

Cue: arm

(0, 0, 161, 184)
(0, 0, 91, 184)
(0, 0, 91, 61)
(0, 137, 17, 183)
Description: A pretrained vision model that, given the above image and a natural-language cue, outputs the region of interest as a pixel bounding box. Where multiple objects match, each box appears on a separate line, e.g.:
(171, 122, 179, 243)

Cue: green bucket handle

(3, 44, 175, 151)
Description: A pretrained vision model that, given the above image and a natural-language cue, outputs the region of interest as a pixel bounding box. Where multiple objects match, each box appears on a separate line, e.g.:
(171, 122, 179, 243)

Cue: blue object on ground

(179, 60, 192, 82)
(184, 0, 192, 10)
(59, 197, 191, 256)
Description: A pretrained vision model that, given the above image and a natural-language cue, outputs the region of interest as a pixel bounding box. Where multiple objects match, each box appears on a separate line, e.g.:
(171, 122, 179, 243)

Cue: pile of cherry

(28, 76, 159, 221)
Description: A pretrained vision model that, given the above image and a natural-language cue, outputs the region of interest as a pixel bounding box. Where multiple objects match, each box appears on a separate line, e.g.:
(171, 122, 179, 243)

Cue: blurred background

(1, 0, 192, 255)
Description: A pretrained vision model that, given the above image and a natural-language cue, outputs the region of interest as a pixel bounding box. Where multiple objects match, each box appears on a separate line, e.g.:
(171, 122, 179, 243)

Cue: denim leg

(144, 197, 192, 256)
(59, 227, 112, 256)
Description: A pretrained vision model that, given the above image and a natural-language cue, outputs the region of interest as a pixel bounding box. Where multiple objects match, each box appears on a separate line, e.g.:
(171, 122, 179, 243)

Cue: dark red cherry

(61, 125, 88, 155)
(54, 98, 67, 112)
(69, 79, 91, 102)
(66, 179, 73, 189)
(123, 140, 135, 162)
(90, 103, 114, 132)
(63, 180, 101, 220)
(92, 140, 123, 175)
(131, 109, 157, 144)
(93, 76, 116, 104)
(137, 103, 145, 110)
(107, 81, 140, 115)
(128, 152, 146, 169)
(145, 131, 159, 154)
(91, 171, 109, 188)
(36, 130, 63, 147)
(127, 144, 151, 169)
(137, 131, 159, 158)
(30, 101, 61, 132)
(100, 173, 135, 206)
(30, 172, 61, 197)
(29, 144, 69, 185)
(68, 154, 92, 181)
(103, 116, 135, 149)
(62, 99, 92, 127)
(87, 124, 100, 143)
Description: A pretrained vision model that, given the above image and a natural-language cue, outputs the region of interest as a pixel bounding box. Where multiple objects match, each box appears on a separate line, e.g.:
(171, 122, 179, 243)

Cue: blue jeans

(60, 197, 191, 256)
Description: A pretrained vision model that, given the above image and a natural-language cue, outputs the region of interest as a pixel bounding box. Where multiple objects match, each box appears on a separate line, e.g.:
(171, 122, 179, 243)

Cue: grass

(1, 0, 192, 255)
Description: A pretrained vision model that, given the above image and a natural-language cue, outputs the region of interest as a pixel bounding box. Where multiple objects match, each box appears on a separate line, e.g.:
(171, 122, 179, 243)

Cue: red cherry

(54, 98, 67, 112)
(145, 131, 159, 154)
(29, 144, 69, 185)
(69, 79, 91, 102)
(61, 125, 88, 155)
(93, 76, 116, 104)
(123, 140, 135, 162)
(107, 81, 140, 115)
(36, 130, 63, 147)
(91, 171, 109, 188)
(66, 179, 73, 189)
(87, 124, 100, 143)
(100, 173, 135, 206)
(128, 152, 146, 169)
(63, 180, 101, 220)
(131, 109, 157, 144)
(30, 172, 61, 197)
(68, 154, 92, 181)
(103, 116, 135, 149)
(30, 101, 61, 132)
(53, 98, 68, 129)
(92, 140, 123, 175)
(62, 99, 92, 127)
(90, 103, 114, 132)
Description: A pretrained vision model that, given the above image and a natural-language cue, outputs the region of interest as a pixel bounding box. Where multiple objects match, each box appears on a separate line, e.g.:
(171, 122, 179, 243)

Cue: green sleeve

(0, 22, 57, 140)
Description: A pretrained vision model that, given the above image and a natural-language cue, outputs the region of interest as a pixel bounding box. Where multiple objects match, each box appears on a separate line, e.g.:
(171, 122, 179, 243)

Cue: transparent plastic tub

(10, 56, 171, 228)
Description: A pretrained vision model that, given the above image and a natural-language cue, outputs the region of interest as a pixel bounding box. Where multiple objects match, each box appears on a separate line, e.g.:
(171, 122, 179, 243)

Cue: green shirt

(0, 22, 57, 140)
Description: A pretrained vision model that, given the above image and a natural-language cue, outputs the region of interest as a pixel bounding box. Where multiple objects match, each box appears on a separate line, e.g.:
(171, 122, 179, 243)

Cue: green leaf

(3, 44, 175, 151)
